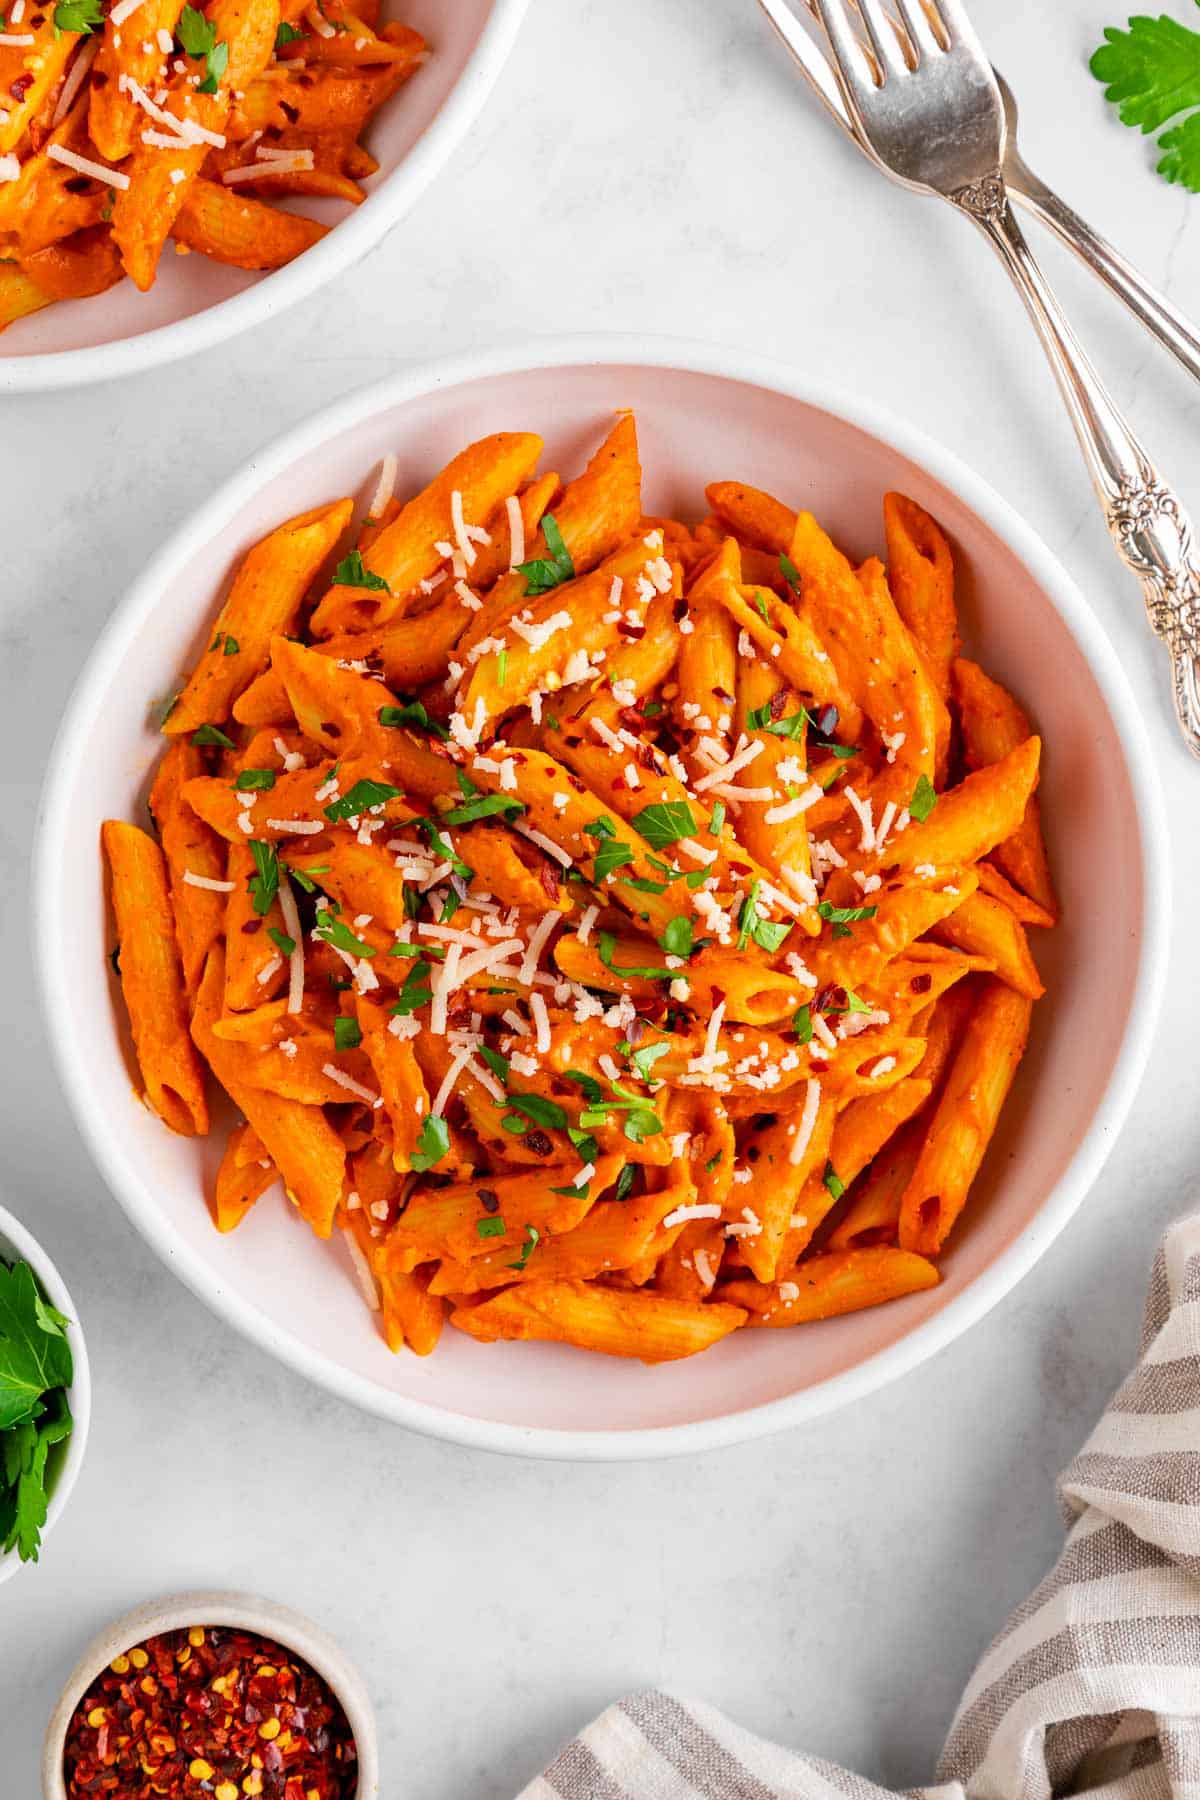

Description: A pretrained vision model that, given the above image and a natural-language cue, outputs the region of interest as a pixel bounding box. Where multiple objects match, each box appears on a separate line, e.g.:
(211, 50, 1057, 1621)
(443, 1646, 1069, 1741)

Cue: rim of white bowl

(41, 1589, 379, 1798)
(33, 334, 1173, 1460)
(0, 1203, 92, 1585)
(0, 0, 531, 394)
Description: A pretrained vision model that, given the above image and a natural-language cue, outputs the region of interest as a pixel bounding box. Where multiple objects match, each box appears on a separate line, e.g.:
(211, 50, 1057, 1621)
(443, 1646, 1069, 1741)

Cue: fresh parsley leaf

(684, 868, 710, 890)
(0, 1262, 73, 1432)
(324, 778, 401, 824)
(753, 590, 771, 624)
(567, 1127, 601, 1164)
(1157, 107, 1200, 184)
(411, 1114, 450, 1173)
(613, 1164, 637, 1201)
(624, 875, 668, 894)
(275, 18, 305, 44)
(822, 987, 871, 1016)
(817, 901, 877, 932)
(476, 1214, 506, 1239)
(388, 940, 444, 960)
(315, 910, 376, 958)
(780, 552, 801, 590)
(222, 634, 240, 656)
(1091, 14, 1200, 133)
(910, 773, 938, 823)
(413, 817, 472, 882)
(793, 1004, 813, 1044)
(248, 841, 279, 916)
(479, 1045, 510, 1085)
(736, 880, 792, 953)
(192, 724, 236, 749)
(333, 549, 389, 592)
(388, 963, 432, 1015)
(660, 915, 693, 959)
(822, 1161, 846, 1202)
(234, 768, 276, 792)
(53, 0, 103, 33)
(594, 838, 635, 883)
(378, 701, 450, 742)
(268, 927, 296, 958)
(515, 511, 575, 596)
(333, 1016, 362, 1052)
(563, 1070, 604, 1105)
(198, 33, 229, 85)
(584, 816, 616, 839)
(177, 3, 214, 53)
(596, 930, 674, 982)
(628, 1040, 670, 1083)
(442, 792, 525, 825)
(503, 1093, 568, 1133)
(284, 863, 327, 895)
(630, 800, 696, 849)
(507, 1224, 540, 1270)
(3, 1388, 72, 1564)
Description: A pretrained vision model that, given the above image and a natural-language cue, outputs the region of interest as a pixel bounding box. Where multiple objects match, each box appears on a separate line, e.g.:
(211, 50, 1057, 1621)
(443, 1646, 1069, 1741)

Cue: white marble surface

(2, 0, 1199, 1791)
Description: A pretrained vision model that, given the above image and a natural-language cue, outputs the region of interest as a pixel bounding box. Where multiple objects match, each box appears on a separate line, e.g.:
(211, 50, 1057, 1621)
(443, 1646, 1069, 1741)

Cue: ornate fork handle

(951, 175, 1200, 759)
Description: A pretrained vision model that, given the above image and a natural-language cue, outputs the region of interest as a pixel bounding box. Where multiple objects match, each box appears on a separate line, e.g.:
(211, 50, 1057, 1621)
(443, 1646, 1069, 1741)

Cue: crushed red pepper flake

(62, 1625, 357, 1799)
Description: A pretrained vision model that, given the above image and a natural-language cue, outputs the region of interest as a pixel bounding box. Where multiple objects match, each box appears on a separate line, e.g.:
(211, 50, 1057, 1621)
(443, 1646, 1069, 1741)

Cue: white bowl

(0, 0, 530, 392)
(33, 336, 1170, 1458)
(41, 1589, 379, 1798)
(0, 1203, 91, 1587)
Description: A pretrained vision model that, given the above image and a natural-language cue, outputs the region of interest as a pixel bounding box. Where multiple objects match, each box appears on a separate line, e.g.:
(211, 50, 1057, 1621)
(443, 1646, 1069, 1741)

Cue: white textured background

(2, 0, 1198, 1793)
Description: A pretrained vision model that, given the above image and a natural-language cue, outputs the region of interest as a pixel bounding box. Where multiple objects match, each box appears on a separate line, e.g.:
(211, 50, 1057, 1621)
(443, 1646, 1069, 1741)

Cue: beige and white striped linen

(520, 1218, 1200, 1800)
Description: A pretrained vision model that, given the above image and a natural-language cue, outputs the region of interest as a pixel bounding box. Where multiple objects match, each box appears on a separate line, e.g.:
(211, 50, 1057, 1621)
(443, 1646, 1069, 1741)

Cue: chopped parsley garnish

(822, 987, 871, 1017)
(234, 768, 276, 792)
(333, 1016, 362, 1052)
(268, 927, 296, 958)
(479, 1045, 510, 1085)
(507, 1224, 540, 1270)
(413, 817, 472, 882)
(324, 778, 401, 823)
(53, 0, 103, 34)
(793, 1003, 813, 1044)
(389, 962, 433, 1015)
(752, 589, 770, 623)
(822, 1161, 846, 1202)
(222, 634, 240, 656)
(780, 552, 801, 590)
(378, 701, 449, 742)
(816, 900, 877, 941)
(285, 863, 328, 895)
(502, 1093, 568, 1134)
(736, 880, 792, 953)
(567, 1127, 601, 1165)
(596, 930, 674, 982)
(388, 940, 444, 959)
(275, 18, 305, 44)
(584, 816, 616, 839)
(628, 1040, 670, 1083)
(496, 647, 508, 688)
(442, 792, 525, 825)
(704, 1150, 723, 1172)
(613, 1164, 637, 1202)
(563, 1070, 604, 1105)
(515, 512, 575, 596)
(411, 1114, 450, 1173)
(475, 1214, 506, 1239)
(315, 909, 376, 959)
(708, 799, 726, 836)
(594, 838, 635, 883)
(629, 800, 696, 849)
(333, 549, 389, 592)
(910, 772, 938, 822)
(247, 841, 279, 916)
(192, 724, 236, 750)
(660, 915, 693, 959)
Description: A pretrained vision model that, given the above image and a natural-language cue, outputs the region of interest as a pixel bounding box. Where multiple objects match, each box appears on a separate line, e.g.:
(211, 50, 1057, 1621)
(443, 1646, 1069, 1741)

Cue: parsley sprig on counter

(0, 1261, 74, 1565)
(1092, 7, 1200, 189)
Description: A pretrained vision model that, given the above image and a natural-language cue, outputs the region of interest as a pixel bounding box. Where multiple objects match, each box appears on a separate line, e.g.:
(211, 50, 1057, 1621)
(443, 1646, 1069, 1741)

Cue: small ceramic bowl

(42, 1589, 379, 1799)
(0, 1204, 91, 1590)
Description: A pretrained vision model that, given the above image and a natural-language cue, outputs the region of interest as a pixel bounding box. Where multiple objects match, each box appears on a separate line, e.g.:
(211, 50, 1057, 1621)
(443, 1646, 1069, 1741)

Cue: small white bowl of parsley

(0, 1204, 90, 1586)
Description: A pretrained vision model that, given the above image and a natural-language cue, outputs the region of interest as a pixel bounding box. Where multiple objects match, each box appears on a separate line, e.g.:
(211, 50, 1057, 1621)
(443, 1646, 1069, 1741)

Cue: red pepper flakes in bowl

(61, 1624, 358, 1799)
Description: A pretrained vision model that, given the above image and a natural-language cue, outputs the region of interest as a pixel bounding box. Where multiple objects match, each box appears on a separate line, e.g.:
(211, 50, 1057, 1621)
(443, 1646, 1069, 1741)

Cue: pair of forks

(759, 0, 1200, 760)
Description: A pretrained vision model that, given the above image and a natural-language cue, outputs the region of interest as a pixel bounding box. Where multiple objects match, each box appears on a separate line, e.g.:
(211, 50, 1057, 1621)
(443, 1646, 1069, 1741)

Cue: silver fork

(758, 0, 1200, 389)
(809, 0, 1200, 758)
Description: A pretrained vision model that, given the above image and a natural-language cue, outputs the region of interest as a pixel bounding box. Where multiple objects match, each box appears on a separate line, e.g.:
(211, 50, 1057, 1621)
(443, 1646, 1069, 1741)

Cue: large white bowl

(0, 0, 530, 392)
(0, 1203, 91, 1586)
(34, 337, 1170, 1459)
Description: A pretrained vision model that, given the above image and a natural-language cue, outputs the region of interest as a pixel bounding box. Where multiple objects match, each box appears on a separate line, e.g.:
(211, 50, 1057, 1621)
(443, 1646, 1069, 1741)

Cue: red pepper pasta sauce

(62, 1624, 358, 1798)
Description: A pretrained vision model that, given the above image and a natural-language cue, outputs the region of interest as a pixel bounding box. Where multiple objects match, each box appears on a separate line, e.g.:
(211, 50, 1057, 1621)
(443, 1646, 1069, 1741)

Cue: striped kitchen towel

(521, 1216, 1200, 1800)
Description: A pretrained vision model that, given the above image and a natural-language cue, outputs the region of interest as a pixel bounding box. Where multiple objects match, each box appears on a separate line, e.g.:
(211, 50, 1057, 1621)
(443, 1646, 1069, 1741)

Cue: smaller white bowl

(42, 1589, 379, 1799)
(0, 1204, 91, 1590)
